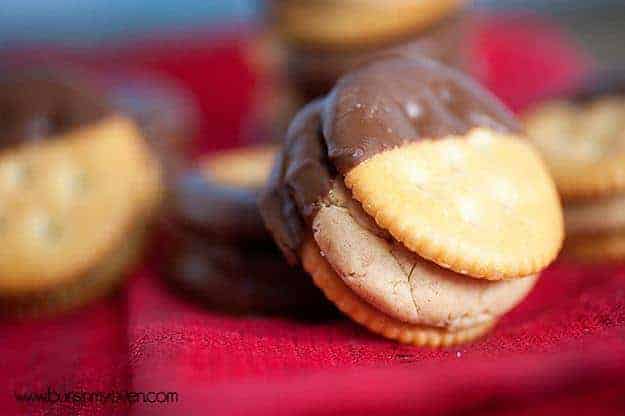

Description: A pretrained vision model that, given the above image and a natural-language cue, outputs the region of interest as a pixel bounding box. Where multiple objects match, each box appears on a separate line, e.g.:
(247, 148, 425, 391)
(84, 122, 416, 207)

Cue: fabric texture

(3, 14, 620, 416)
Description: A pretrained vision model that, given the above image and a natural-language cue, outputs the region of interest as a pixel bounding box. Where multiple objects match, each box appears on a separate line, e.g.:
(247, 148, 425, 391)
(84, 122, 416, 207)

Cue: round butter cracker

(200, 145, 278, 189)
(302, 239, 495, 347)
(313, 181, 538, 329)
(277, 0, 464, 49)
(0, 116, 160, 295)
(1, 226, 144, 318)
(344, 128, 563, 280)
(524, 97, 625, 199)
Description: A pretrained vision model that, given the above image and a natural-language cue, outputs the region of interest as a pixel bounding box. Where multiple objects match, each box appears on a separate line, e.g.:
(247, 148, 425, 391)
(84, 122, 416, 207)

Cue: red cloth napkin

(4, 14, 620, 416)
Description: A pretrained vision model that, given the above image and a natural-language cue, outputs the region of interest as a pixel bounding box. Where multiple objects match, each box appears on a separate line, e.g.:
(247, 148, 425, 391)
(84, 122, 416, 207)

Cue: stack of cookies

(273, 0, 467, 105)
(0, 67, 194, 317)
(523, 72, 625, 261)
(260, 56, 563, 346)
(160, 145, 334, 316)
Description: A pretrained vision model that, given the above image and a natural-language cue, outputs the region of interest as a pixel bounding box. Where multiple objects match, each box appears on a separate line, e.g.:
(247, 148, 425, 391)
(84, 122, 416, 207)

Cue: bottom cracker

(301, 240, 496, 347)
(0, 227, 145, 319)
(564, 231, 625, 262)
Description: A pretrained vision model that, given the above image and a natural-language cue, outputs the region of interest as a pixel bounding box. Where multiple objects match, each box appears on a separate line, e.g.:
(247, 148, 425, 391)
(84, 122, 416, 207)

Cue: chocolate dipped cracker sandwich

(160, 145, 334, 317)
(523, 70, 625, 261)
(0, 67, 180, 317)
(260, 56, 563, 346)
(274, 0, 467, 105)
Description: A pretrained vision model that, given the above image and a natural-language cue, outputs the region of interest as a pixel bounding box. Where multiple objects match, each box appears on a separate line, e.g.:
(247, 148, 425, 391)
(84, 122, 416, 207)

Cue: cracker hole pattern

(0, 156, 88, 241)
(0, 161, 32, 192)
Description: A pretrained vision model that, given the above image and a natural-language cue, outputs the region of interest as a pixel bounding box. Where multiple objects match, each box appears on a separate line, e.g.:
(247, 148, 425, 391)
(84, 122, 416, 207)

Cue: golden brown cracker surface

(345, 129, 563, 280)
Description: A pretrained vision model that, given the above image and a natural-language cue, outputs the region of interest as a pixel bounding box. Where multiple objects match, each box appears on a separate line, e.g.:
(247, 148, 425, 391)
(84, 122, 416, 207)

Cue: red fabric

(2, 15, 620, 416)
(466, 13, 593, 112)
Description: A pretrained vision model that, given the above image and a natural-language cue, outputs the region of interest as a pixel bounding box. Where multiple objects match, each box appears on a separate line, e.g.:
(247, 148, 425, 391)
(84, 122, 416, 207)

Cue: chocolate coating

(0, 69, 110, 148)
(260, 100, 332, 264)
(572, 69, 625, 102)
(0, 66, 196, 164)
(162, 162, 334, 317)
(166, 170, 268, 243)
(162, 227, 333, 317)
(323, 56, 520, 173)
(105, 75, 198, 157)
(260, 56, 521, 263)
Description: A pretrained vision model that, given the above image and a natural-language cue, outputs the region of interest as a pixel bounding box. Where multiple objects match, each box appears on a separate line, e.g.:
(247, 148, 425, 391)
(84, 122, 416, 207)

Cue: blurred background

(2, 2, 625, 414)
(0, 0, 623, 65)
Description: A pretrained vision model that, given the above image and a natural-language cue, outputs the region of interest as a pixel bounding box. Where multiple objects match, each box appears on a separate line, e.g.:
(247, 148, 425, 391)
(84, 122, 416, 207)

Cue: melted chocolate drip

(260, 56, 521, 263)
